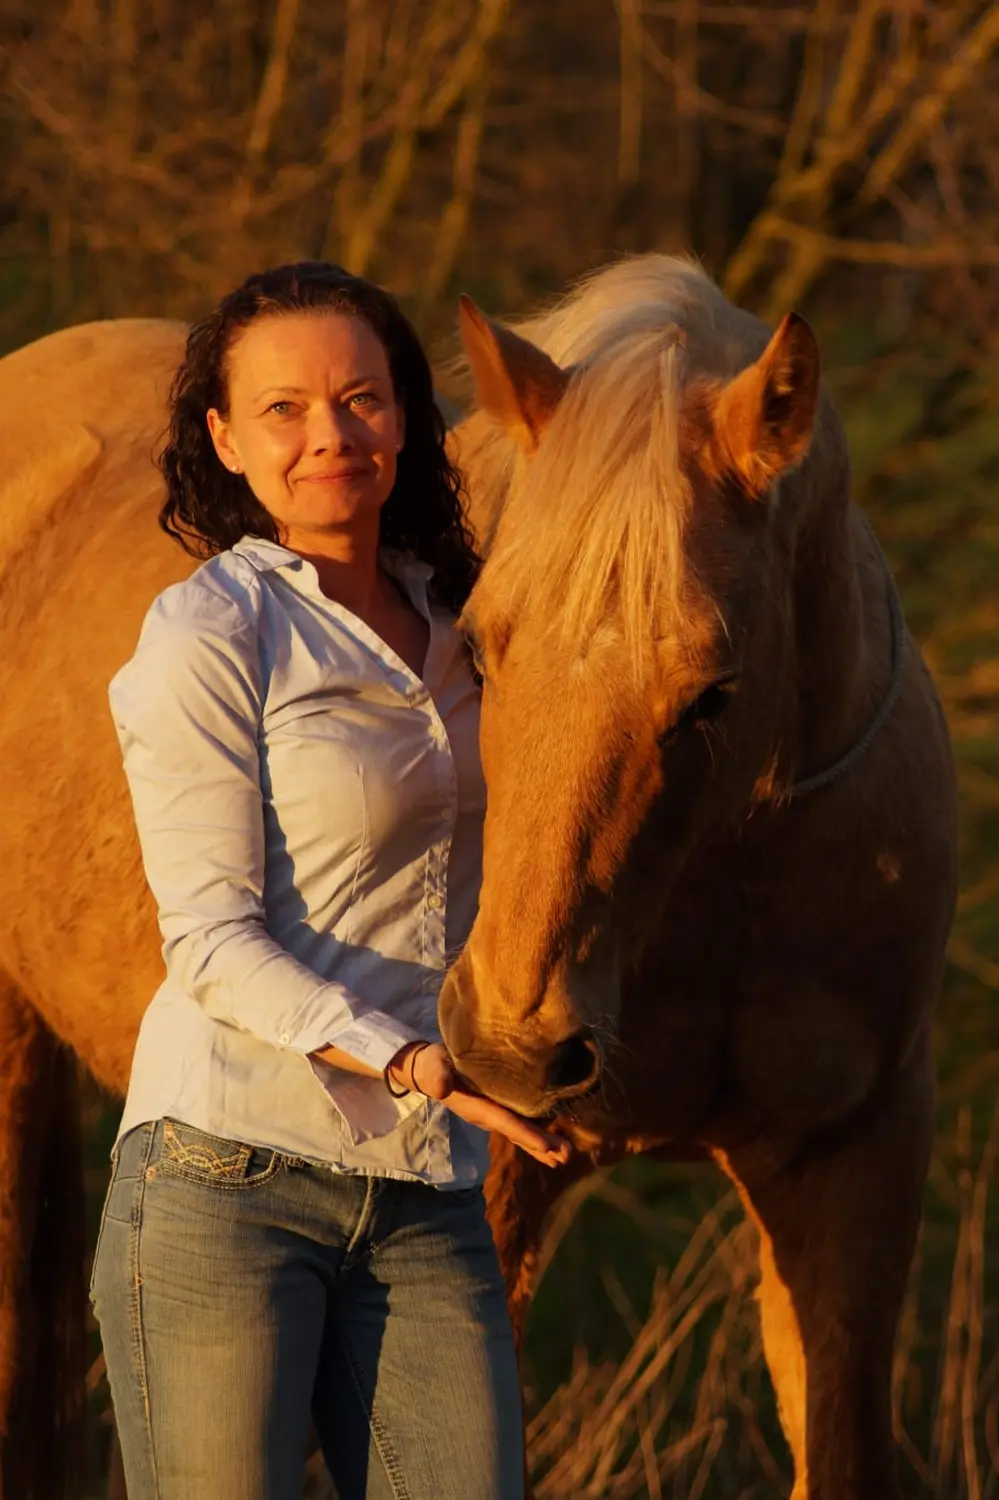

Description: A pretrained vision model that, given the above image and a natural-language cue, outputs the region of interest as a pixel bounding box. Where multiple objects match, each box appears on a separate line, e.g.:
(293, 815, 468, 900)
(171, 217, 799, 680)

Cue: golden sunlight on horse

(444, 259, 957, 1500)
(0, 259, 957, 1500)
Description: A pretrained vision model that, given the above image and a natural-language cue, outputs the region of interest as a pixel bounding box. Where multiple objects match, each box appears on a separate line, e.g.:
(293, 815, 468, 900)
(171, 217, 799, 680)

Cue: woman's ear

(206, 409, 243, 474)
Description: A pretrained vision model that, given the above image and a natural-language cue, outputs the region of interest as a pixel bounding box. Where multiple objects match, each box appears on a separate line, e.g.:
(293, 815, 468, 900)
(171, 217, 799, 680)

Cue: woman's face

(207, 311, 405, 548)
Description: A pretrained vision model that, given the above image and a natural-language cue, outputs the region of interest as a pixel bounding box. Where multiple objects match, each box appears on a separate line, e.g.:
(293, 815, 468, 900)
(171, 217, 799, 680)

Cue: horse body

(0, 260, 957, 1500)
(0, 320, 191, 1087)
(0, 319, 189, 1496)
(446, 258, 957, 1497)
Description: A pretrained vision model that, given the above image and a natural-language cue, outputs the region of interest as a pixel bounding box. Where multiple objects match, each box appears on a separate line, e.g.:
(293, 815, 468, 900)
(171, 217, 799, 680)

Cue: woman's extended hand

(387, 1041, 572, 1169)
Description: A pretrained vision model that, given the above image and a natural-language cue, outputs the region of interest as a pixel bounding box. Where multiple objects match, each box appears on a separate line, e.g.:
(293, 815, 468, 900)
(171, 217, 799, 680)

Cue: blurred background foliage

(4, 0, 999, 1492)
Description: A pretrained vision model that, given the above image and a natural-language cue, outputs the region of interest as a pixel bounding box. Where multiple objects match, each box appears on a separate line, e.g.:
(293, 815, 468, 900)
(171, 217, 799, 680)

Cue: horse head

(439, 257, 839, 1119)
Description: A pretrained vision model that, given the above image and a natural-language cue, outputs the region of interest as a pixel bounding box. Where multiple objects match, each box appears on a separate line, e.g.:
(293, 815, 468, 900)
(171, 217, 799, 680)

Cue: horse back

(0, 320, 193, 1089)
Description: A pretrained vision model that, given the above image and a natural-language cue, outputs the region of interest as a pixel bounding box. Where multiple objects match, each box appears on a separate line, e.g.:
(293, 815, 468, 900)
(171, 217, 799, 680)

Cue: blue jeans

(90, 1119, 524, 1500)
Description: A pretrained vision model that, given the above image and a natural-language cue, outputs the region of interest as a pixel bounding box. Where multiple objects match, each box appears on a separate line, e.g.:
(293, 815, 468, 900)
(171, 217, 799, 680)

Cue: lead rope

(789, 519, 908, 798)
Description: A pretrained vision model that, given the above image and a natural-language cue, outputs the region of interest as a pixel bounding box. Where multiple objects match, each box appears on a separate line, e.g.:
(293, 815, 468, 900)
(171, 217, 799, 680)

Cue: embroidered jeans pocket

(156, 1118, 283, 1190)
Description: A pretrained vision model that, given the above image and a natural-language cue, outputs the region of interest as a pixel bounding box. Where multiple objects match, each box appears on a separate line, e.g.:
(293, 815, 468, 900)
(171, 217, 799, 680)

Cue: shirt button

(427, 893, 444, 911)
(280, 1032, 291, 1046)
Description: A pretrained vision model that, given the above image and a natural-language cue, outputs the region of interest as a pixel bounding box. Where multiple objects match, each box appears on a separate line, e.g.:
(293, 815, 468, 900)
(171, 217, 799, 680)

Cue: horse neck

(784, 480, 883, 790)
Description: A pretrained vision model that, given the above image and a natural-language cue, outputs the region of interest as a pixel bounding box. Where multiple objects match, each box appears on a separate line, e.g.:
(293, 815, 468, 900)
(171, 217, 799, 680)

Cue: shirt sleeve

(108, 587, 424, 1082)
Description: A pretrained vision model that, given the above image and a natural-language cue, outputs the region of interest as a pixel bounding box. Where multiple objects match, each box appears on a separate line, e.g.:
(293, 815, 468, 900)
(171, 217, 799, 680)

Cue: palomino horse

(0, 318, 193, 1498)
(444, 257, 957, 1499)
(0, 257, 955, 1500)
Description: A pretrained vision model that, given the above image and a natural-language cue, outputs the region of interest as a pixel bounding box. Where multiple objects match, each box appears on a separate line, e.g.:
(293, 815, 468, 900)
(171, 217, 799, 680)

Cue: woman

(90, 262, 570, 1500)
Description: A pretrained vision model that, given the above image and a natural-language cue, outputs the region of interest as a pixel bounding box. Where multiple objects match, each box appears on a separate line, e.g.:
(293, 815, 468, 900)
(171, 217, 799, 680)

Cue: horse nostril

(549, 1030, 601, 1093)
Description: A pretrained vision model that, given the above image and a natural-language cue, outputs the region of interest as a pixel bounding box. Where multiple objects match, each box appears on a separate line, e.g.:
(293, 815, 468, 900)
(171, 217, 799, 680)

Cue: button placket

(424, 839, 449, 969)
(426, 1099, 453, 1182)
(420, 695, 456, 970)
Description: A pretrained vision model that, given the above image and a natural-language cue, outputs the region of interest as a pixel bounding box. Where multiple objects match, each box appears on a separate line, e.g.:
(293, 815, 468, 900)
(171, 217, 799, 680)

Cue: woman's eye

(268, 400, 293, 415)
(349, 391, 379, 408)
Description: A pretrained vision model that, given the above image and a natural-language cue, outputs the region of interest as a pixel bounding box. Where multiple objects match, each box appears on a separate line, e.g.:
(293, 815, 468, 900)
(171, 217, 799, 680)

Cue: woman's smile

(298, 464, 372, 484)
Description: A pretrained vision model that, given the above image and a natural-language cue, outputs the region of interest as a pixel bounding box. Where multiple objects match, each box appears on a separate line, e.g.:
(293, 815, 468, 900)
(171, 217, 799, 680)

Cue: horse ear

(457, 294, 570, 454)
(714, 313, 820, 499)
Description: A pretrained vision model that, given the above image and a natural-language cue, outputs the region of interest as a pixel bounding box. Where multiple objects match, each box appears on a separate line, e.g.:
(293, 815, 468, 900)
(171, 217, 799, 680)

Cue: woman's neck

(282, 520, 384, 619)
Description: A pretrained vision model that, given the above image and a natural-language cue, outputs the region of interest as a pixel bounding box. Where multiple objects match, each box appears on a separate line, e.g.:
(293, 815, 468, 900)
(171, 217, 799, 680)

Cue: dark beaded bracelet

(384, 1040, 432, 1098)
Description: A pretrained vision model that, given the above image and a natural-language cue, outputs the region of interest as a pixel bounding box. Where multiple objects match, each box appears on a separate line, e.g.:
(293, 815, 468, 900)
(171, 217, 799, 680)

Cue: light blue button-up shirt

(108, 536, 490, 1187)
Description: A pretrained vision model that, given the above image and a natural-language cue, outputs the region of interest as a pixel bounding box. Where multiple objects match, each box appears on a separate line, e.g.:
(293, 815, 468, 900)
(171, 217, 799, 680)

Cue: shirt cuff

(328, 1013, 425, 1074)
(277, 1003, 423, 1069)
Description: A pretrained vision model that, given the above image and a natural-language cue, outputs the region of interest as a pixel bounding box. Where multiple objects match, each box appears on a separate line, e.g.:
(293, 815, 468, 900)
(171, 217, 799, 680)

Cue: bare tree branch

(229, 0, 303, 224)
(422, 73, 490, 304)
(860, 5, 999, 206)
(616, 0, 645, 188)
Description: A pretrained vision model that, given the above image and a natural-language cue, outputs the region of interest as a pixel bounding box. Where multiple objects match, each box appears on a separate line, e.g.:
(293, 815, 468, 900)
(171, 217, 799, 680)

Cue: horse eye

(671, 676, 739, 735)
(690, 679, 736, 723)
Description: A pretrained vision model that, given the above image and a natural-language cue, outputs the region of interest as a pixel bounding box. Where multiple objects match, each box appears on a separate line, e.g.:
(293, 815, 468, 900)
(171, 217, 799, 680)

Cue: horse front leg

(721, 1030, 934, 1500)
(484, 1130, 590, 1500)
(0, 977, 50, 1500)
(0, 974, 87, 1500)
(484, 1130, 588, 1347)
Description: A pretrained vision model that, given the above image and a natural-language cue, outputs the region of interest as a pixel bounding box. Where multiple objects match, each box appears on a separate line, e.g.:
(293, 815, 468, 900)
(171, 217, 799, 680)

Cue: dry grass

(524, 1188, 770, 1500)
(520, 1107, 999, 1500)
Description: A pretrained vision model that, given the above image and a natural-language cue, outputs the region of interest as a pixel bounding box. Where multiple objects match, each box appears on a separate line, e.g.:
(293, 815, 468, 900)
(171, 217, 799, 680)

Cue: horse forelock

(473, 255, 754, 668)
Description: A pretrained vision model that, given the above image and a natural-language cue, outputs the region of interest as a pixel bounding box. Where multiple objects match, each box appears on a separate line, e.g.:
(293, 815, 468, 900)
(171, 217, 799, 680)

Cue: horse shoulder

(0, 318, 185, 568)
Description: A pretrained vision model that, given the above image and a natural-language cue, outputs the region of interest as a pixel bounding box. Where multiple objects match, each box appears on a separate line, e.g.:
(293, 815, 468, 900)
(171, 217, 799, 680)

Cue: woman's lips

(299, 468, 370, 482)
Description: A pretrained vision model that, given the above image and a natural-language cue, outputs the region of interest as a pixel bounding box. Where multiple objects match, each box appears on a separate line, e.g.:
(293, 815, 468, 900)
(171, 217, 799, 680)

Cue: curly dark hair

(159, 262, 479, 613)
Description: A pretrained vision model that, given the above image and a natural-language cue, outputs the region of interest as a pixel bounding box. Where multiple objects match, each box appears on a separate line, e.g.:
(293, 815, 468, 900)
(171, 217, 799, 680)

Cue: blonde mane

(469, 255, 767, 661)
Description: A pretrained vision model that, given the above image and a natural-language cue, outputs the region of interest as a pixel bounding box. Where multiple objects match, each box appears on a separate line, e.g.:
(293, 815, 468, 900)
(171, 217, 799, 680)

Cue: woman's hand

(386, 1041, 572, 1169)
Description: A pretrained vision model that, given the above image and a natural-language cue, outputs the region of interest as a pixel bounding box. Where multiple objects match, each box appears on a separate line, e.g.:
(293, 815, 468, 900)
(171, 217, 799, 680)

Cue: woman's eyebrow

(339, 374, 390, 392)
(254, 385, 309, 401)
(253, 375, 389, 402)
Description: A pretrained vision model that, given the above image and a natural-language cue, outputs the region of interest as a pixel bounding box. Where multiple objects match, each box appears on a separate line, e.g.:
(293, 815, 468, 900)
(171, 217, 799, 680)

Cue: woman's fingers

(444, 1087, 572, 1168)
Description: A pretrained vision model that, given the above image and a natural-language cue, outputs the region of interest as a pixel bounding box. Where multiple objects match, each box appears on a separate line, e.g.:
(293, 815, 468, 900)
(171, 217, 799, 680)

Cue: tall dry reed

(523, 1107, 999, 1499)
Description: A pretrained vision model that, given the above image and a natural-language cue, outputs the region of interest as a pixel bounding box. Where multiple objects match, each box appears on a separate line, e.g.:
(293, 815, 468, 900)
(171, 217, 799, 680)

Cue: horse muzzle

(438, 954, 604, 1115)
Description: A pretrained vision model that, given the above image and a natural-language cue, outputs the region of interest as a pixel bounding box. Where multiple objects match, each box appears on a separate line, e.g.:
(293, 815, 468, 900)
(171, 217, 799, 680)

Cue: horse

(442, 256, 958, 1499)
(0, 255, 956, 1500)
(0, 317, 192, 1497)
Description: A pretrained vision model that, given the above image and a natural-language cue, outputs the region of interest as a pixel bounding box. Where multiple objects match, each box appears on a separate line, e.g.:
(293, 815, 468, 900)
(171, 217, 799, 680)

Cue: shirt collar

(231, 536, 299, 572)
(231, 535, 435, 587)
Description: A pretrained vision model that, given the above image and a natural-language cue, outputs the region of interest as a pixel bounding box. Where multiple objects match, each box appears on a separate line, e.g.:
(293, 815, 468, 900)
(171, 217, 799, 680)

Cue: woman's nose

(307, 403, 353, 453)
